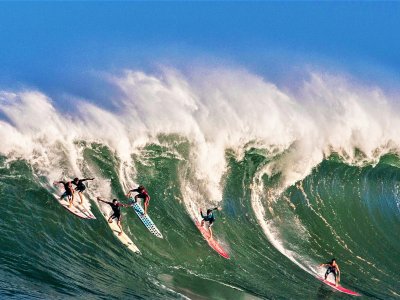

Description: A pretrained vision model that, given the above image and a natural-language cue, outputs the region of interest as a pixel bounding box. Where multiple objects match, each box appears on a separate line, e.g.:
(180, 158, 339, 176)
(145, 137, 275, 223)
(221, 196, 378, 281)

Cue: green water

(0, 144, 399, 299)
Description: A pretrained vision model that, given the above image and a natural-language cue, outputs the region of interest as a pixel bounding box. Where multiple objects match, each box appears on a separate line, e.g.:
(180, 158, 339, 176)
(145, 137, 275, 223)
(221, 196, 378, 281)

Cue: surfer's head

(331, 258, 336, 264)
(73, 177, 79, 182)
(112, 199, 118, 204)
(138, 185, 145, 191)
(207, 209, 212, 215)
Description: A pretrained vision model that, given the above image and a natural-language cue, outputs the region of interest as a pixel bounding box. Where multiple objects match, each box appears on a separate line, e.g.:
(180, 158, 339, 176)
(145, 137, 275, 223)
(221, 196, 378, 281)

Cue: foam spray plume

(0, 66, 399, 299)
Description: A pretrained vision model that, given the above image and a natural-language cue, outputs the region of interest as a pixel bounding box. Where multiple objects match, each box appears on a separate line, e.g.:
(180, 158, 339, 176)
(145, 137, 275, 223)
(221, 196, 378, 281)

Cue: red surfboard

(195, 221, 230, 259)
(317, 277, 361, 296)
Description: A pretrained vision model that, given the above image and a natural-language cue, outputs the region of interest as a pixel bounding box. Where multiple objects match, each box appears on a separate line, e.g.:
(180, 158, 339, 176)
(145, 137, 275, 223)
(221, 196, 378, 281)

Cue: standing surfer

(200, 207, 222, 240)
(320, 258, 341, 286)
(127, 185, 151, 215)
(97, 197, 130, 236)
(72, 177, 95, 204)
(54, 180, 75, 208)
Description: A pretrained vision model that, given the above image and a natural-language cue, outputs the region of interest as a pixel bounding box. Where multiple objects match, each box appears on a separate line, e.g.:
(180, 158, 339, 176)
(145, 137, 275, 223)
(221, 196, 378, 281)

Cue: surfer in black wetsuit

(54, 180, 75, 208)
(127, 185, 151, 215)
(200, 207, 222, 240)
(72, 177, 95, 204)
(320, 258, 341, 286)
(97, 197, 130, 236)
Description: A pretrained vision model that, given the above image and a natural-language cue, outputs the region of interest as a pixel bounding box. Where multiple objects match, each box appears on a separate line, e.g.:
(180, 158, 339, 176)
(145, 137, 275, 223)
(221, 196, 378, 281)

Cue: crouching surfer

(54, 180, 75, 208)
(97, 197, 130, 236)
(320, 258, 341, 286)
(200, 207, 222, 240)
(72, 177, 95, 204)
(126, 185, 150, 215)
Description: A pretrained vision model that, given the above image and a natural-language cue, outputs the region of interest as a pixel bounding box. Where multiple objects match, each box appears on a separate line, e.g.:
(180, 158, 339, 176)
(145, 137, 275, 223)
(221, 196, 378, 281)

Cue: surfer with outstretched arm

(320, 258, 341, 286)
(97, 197, 130, 236)
(200, 207, 222, 240)
(54, 180, 75, 208)
(72, 177, 95, 204)
(126, 185, 151, 215)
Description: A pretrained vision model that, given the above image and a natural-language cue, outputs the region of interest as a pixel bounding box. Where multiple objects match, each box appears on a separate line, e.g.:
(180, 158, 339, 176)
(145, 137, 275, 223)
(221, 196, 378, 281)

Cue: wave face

(0, 67, 399, 299)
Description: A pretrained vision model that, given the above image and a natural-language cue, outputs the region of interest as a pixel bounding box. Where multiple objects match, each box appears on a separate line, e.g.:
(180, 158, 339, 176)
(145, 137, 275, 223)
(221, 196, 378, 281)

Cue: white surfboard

(52, 192, 96, 219)
(96, 199, 140, 254)
(105, 216, 140, 253)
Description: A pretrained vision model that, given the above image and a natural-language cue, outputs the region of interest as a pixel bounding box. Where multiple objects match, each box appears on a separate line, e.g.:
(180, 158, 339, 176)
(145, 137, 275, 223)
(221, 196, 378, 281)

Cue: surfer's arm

(126, 189, 137, 197)
(82, 178, 95, 182)
(96, 197, 109, 204)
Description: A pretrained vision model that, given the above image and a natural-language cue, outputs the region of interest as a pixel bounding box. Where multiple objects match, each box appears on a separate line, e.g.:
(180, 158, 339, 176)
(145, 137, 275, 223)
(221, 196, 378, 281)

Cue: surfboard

(317, 276, 361, 296)
(75, 193, 96, 219)
(95, 199, 140, 254)
(52, 192, 95, 219)
(131, 201, 163, 238)
(105, 214, 141, 254)
(52, 181, 96, 219)
(195, 221, 230, 259)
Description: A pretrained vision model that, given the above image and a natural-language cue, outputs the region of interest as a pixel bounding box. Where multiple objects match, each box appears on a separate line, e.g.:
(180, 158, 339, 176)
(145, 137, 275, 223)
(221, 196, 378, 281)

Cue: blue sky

(0, 2, 399, 94)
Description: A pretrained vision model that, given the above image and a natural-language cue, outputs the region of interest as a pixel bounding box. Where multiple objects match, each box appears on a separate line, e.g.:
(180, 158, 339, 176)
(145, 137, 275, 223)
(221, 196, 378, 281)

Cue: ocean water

(0, 68, 399, 299)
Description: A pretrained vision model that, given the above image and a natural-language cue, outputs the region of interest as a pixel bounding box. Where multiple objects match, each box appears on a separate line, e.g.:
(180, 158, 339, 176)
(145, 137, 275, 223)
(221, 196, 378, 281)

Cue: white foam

(1, 66, 400, 228)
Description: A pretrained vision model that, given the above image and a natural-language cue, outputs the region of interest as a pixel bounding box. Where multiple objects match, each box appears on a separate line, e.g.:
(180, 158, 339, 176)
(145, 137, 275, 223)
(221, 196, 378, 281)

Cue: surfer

(320, 258, 341, 286)
(54, 180, 75, 208)
(72, 177, 95, 204)
(200, 207, 222, 240)
(127, 185, 150, 215)
(97, 197, 130, 236)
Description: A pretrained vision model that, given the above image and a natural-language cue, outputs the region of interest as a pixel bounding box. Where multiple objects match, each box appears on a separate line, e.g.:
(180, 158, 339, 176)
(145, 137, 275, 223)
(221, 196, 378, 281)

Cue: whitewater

(0, 66, 399, 299)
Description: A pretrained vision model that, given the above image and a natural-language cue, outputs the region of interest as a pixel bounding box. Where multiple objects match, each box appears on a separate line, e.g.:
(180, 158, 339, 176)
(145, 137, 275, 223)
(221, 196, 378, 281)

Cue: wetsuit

(130, 187, 150, 202)
(60, 181, 73, 199)
(107, 202, 124, 221)
(201, 207, 219, 226)
(325, 263, 339, 280)
(73, 179, 88, 192)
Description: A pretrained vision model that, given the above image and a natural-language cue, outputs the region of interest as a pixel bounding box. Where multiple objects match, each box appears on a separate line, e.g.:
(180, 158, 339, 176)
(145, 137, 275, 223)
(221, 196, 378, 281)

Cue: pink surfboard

(317, 276, 361, 296)
(195, 221, 230, 259)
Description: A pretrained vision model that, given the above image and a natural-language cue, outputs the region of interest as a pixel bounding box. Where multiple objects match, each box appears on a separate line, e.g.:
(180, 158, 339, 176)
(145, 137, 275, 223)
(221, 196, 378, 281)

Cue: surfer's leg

(324, 269, 329, 280)
(117, 216, 123, 235)
(144, 199, 149, 215)
(334, 273, 338, 286)
(108, 214, 115, 223)
(70, 191, 75, 207)
(335, 272, 340, 286)
(68, 195, 73, 207)
(208, 222, 214, 239)
(78, 191, 83, 204)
